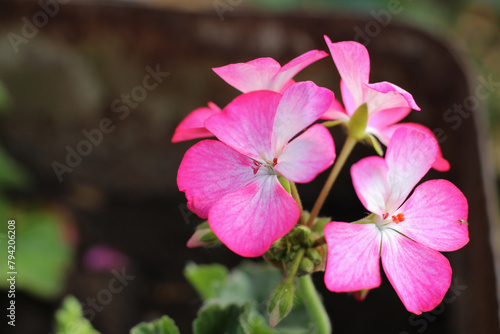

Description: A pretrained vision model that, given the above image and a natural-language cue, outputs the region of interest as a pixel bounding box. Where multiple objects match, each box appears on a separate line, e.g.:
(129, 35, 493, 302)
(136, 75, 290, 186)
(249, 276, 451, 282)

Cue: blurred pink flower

(178, 82, 334, 257)
(83, 244, 129, 272)
(324, 128, 468, 314)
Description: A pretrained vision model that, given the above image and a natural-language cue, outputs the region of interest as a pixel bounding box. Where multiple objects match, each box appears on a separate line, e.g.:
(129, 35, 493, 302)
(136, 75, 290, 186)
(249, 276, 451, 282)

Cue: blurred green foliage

(0, 78, 74, 300)
(55, 296, 100, 334)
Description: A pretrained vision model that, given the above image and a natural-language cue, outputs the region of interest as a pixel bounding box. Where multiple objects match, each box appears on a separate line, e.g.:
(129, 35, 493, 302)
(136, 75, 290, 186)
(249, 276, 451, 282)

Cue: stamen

(272, 158, 278, 167)
(391, 213, 405, 224)
(382, 213, 389, 220)
(252, 160, 262, 175)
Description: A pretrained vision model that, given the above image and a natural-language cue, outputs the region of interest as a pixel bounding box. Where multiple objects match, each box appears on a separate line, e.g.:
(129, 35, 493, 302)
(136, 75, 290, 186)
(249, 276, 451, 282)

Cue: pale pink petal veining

(324, 222, 382, 292)
(208, 175, 299, 257)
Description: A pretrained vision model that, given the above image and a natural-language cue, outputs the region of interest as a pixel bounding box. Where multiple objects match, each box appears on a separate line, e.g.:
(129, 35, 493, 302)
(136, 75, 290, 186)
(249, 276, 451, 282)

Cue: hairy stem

(290, 182, 305, 225)
(298, 275, 332, 334)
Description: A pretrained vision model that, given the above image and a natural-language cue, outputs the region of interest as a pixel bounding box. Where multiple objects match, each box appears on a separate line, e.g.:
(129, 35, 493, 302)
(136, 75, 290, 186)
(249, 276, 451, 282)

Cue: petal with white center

(206, 91, 280, 161)
(208, 174, 299, 257)
(395, 179, 469, 252)
(381, 229, 452, 314)
(324, 222, 382, 292)
(177, 140, 254, 218)
(324, 36, 370, 108)
(274, 124, 335, 183)
(272, 81, 333, 156)
(384, 127, 438, 213)
(351, 156, 389, 216)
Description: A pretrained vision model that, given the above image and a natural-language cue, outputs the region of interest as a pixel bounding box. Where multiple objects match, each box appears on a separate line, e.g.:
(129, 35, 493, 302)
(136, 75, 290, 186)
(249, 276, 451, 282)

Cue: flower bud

(290, 225, 314, 248)
(353, 289, 370, 301)
(186, 222, 219, 248)
(297, 257, 315, 276)
(268, 282, 295, 328)
(348, 103, 368, 140)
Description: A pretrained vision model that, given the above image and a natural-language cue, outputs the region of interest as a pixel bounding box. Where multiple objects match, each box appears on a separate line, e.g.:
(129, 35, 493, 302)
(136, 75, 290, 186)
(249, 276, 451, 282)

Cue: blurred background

(0, 0, 500, 333)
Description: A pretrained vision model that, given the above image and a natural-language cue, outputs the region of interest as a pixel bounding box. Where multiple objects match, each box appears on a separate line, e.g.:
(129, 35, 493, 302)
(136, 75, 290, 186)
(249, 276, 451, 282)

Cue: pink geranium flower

(213, 50, 328, 93)
(178, 82, 335, 257)
(172, 50, 327, 143)
(322, 36, 449, 171)
(324, 128, 469, 314)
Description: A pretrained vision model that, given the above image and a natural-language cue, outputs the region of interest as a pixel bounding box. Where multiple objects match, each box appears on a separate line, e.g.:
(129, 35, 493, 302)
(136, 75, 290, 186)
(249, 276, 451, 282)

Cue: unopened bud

(268, 282, 295, 328)
(348, 103, 368, 140)
(305, 248, 322, 267)
(297, 257, 315, 276)
(186, 222, 219, 248)
(290, 226, 314, 248)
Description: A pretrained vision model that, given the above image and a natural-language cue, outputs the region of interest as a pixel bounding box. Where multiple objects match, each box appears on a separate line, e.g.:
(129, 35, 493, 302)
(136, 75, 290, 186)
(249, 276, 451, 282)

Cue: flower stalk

(306, 136, 357, 228)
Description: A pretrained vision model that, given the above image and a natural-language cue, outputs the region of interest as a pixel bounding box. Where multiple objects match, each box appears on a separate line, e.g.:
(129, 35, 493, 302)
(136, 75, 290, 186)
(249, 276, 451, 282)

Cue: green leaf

(193, 303, 247, 334)
(55, 296, 100, 334)
(0, 209, 73, 299)
(130, 316, 180, 334)
(184, 263, 229, 301)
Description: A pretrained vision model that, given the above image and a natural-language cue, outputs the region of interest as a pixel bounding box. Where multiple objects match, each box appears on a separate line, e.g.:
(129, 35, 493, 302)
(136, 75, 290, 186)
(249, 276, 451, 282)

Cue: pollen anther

(392, 213, 405, 224)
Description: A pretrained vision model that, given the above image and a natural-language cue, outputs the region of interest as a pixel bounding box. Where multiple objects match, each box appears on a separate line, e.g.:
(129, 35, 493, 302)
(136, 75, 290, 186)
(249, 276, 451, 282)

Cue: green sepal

(278, 175, 291, 194)
(322, 120, 345, 128)
(348, 103, 368, 140)
(366, 133, 384, 156)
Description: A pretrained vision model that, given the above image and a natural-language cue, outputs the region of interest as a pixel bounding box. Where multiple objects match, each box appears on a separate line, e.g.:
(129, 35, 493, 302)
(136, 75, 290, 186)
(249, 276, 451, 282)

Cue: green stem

(284, 248, 305, 284)
(290, 182, 305, 225)
(306, 136, 357, 228)
(298, 275, 331, 334)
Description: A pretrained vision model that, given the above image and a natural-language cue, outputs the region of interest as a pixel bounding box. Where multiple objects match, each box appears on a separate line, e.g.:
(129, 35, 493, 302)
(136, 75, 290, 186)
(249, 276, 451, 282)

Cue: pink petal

(177, 140, 254, 218)
(321, 96, 348, 121)
(381, 230, 452, 314)
(324, 36, 370, 107)
(340, 79, 357, 116)
(171, 103, 221, 143)
(274, 124, 335, 183)
(386, 123, 450, 171)
(272, 81, 333, 156)
(324, 222, 382, 292)
(351, 156, 389, 216)
(206, 91, 280, 161)
(272, 50, 328, 92)
(208, 175, 299, 257)
(367, 107, 411, 131)
(384, 127, 438, 213)
(366, 81, 420, 111)
(395, 179, 469, 252)
(212, 58, 281, 93)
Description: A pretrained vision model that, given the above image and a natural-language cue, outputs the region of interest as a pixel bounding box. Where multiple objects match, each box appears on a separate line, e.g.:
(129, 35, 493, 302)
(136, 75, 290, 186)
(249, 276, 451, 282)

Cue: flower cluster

(173, 36, 469, 317)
